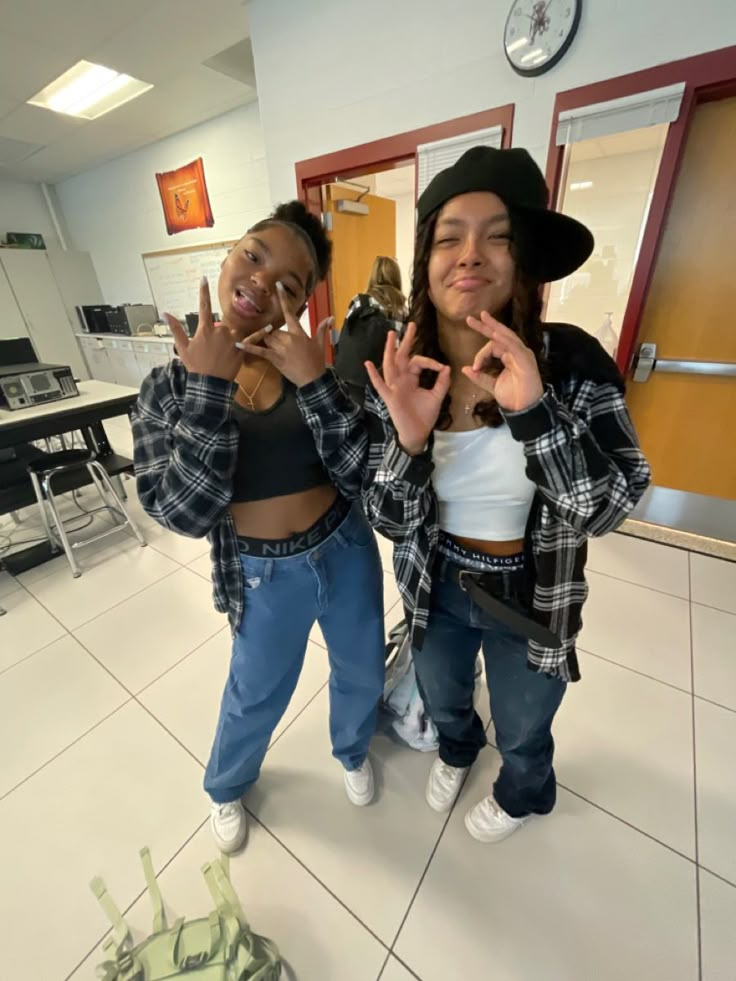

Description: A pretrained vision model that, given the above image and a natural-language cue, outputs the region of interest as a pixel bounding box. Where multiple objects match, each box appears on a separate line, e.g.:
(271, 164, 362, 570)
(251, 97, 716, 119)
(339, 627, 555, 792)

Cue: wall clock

(504, 1, 582, 77)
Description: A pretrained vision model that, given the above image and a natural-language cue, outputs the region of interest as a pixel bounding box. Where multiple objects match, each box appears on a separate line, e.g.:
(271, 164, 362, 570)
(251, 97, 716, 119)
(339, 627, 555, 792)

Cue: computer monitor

(0, 336, 38, 369)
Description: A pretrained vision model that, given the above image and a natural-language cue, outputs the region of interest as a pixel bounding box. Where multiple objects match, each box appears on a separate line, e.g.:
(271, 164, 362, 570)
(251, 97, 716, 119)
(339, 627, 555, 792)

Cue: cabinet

(0, 262, 29, 341)
(78, 336, 117, 384)
(0, 249, 103, 380)
(77, 334, 174, 387)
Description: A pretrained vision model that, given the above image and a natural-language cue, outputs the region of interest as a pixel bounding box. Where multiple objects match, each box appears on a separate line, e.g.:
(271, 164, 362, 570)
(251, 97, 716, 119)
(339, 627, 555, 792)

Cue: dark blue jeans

(412, 558, 566, 818)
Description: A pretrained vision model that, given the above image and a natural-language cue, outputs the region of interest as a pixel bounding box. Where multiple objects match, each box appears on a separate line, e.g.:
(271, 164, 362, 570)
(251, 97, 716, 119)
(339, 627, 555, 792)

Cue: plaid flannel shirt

(131, 363, 246, 629)
(298, 325, 651, 682)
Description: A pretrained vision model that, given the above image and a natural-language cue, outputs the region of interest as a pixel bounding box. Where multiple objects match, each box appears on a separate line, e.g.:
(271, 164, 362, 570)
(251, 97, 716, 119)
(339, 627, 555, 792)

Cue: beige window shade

(556, 83, 685, 145)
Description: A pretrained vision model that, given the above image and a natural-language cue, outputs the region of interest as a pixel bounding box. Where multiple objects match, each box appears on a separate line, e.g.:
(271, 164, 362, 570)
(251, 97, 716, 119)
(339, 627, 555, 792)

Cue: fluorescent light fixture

(520, 47, 544, 64)
(506, 37, 529, 54)
(570, 180, 594, 191)
(28, 60, 153, 120)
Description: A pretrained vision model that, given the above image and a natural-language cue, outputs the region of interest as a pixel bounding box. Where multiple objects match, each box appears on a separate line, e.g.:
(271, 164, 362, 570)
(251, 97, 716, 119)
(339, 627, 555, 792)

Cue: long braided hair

(409, 209, 546, 429)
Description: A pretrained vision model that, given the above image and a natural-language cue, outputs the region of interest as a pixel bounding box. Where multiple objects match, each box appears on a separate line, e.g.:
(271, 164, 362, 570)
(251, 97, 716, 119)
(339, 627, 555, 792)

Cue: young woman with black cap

(242, 149, 650, 844)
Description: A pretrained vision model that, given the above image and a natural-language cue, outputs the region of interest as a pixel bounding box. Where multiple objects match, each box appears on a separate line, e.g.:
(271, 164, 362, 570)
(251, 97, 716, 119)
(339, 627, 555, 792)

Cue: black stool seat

(26, 448, 93, 472)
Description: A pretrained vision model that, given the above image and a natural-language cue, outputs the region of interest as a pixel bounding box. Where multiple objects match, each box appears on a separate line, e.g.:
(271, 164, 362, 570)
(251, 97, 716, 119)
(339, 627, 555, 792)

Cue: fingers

(471, 339, 499, 373)
(483, 314, 526, 347)
(276, 282, 303, 335)
(408, 355, 447, 374)
(198, 277, 214, 330)
(315, 316, 334, 352)
(397, 321, 416, 360)
(238, 342, 278, 363)
(465, 313, 496, 340)
(433, 363, 452, 398)
(461, 365, 496, 395)
(365, 360, 391, 402)
(165, 314, 189, 353)
(382, 328, 398, 387)
(235, 324, 274, 350)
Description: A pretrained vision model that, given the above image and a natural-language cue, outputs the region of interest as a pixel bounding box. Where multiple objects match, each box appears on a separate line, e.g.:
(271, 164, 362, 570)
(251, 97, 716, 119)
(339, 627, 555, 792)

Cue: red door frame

(295, 105, 515, 332)
(544, 45, 736, 373)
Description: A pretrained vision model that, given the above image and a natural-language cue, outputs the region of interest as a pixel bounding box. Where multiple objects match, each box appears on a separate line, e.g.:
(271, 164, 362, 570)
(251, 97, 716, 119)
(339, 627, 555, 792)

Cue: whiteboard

(142, 241, 236, 321)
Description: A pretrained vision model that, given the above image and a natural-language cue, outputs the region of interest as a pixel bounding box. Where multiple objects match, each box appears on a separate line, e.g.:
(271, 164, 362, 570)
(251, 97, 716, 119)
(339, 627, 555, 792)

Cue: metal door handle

(632, 343, 736, 382)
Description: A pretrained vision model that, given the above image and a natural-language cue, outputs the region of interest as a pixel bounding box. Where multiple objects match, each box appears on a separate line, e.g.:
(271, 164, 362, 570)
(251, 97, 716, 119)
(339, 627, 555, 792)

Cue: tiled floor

(1, 414, 735, 980)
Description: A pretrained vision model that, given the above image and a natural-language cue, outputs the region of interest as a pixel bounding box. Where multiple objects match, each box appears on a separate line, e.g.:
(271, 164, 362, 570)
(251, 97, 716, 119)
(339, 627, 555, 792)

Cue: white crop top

(431, 425, 535, 540)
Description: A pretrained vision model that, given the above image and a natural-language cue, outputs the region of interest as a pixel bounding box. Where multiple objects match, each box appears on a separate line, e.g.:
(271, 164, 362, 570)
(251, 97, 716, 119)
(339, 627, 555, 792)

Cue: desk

(0, 380, 139, 450)
(0, 381, 140, 575)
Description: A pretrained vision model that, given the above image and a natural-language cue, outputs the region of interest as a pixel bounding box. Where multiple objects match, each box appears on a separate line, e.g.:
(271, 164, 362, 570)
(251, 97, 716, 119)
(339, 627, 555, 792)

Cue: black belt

(451, 567, 561, 649)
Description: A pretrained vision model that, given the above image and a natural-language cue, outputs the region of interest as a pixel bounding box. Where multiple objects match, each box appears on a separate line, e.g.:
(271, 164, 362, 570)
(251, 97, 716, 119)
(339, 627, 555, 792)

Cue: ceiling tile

(0, 0, 255, 183)
(0, 135, 44, 166)
(0, 104, 85, 144)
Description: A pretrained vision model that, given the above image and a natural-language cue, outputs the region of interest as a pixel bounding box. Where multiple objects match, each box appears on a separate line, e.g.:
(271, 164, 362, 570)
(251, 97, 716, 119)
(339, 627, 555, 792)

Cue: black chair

(1, 435, 145, 580)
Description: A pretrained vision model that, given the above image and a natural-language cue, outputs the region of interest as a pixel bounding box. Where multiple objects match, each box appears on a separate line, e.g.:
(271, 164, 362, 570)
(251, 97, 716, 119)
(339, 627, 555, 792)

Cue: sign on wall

(155, 157, 214, 235)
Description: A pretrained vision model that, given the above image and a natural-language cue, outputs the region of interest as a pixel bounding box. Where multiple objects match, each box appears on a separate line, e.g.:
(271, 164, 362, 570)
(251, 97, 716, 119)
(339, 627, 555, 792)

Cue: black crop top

(230, 379, 330, 503)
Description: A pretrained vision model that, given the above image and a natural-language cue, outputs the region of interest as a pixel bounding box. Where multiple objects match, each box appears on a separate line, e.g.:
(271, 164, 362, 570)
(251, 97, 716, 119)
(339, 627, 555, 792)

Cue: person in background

(333, 255, 407, 405)
(131, 202, 385, 855)
(246, 147, 651, 845)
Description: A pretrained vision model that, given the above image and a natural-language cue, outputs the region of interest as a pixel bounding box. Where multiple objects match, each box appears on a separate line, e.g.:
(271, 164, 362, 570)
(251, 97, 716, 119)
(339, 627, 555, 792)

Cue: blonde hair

(366, 256, 406, 320)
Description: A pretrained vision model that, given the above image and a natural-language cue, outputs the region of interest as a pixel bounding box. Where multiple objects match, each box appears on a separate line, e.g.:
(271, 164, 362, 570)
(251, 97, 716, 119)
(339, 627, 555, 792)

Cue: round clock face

(504, 0, 582, 77)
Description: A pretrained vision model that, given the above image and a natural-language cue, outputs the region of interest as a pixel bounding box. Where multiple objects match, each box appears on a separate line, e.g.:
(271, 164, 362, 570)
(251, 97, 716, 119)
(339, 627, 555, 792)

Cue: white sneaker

(210, 800, 247, 854)
(464, 795, 528, 843)
(425, 759, 469, 813)
(344, 758, 375, 806)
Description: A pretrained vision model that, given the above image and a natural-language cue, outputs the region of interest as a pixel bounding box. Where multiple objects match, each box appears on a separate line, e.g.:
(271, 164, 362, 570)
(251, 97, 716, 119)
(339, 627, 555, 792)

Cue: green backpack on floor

(90, 847, 281, 980)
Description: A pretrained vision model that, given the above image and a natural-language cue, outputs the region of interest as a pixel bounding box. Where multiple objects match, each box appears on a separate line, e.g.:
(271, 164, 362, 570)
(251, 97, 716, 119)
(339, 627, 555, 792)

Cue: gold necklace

(237, 364, 270, 410)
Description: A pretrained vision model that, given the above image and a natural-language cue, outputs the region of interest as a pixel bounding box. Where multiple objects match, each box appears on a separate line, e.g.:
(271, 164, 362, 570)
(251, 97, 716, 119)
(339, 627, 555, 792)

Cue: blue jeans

(204, 504, 385, 804)
(412, 558, 566, 818)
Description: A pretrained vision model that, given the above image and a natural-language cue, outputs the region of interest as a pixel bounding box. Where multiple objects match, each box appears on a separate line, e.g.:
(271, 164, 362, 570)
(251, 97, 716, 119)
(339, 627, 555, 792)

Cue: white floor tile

(130, 522, 211, 565)
(376, 531, 394, 574)
(381, 956, 418, 981)
(587, 533, 690, 598)
(248, 689, 450, 943)
(578, 571, 691, 690)
(394, 753, 698, 981)
(139, 631, 328, 766)
(187, 552, 213, 582)
(0, 570, 21, 600)
(3, 506, 118, 583)
(20, 536, 178, 630)
(0, 634, 128, 798)
(555, 654, 695, 857)
(691, 603, 736, 710)
(0, 587, 66, 672)
(74, 567, 225, 692)
(68, 821, 387, 981)
(695, 699, 736, 884)
(700, 870, 736, 981)
(0, 702, 206, 981)
(691, 554, 736, 615)
(692, 604, 736, 712)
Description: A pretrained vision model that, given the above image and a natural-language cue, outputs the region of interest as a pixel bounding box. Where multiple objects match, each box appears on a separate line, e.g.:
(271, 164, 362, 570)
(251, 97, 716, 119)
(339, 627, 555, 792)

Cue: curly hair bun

(271, 201, 332, 281)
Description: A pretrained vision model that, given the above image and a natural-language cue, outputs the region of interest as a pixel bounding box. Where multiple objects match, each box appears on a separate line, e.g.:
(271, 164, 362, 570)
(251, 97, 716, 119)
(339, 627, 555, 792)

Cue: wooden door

(324, 185, 397, 328)
(626, 97, 736, 499)
(0, 251, 88, 379)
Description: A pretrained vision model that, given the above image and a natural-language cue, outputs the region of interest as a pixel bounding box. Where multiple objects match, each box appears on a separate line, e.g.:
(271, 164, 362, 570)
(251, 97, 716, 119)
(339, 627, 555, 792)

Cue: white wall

(247, 0, 735, 203)
(0, 181, 61, 249)
(55, 102, 271, 306)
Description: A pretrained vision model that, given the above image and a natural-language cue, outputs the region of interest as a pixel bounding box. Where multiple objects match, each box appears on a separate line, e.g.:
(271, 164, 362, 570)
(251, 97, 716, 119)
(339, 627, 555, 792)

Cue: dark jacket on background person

(333, 294, 403, 404)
